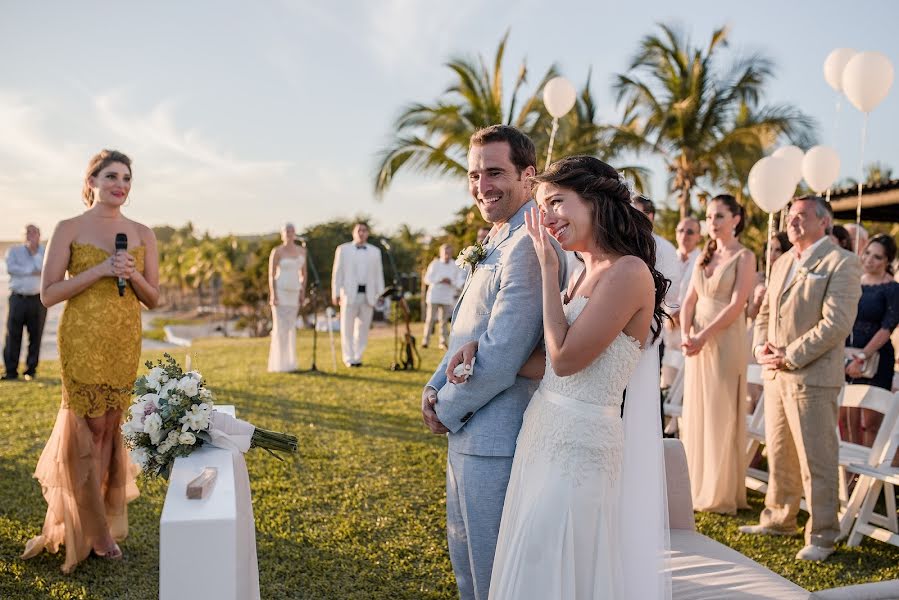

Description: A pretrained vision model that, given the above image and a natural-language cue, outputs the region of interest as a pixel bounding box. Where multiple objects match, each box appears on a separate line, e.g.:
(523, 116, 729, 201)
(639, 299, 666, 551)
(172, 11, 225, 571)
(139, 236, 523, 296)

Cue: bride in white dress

(268, 223, 307, 372)
(448, 156, 671, 599)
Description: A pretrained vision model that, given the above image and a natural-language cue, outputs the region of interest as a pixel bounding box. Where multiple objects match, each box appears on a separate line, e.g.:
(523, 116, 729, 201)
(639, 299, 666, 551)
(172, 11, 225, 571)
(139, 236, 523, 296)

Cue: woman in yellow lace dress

(22, 150, 159, 573)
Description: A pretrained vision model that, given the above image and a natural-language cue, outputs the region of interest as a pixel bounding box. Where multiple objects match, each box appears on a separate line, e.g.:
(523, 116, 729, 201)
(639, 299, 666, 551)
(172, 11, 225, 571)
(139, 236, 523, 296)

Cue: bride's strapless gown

(489, 296, 643, 600)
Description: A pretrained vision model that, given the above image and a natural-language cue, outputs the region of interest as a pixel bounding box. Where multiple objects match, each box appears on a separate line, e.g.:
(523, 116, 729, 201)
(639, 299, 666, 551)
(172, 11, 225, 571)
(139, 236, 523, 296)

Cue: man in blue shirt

(3, 224, 46, 381)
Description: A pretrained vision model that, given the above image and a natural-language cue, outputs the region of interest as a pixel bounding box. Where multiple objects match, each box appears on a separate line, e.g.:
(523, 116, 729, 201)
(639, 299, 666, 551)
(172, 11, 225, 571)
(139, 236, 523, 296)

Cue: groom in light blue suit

(421, 125, 566, 600)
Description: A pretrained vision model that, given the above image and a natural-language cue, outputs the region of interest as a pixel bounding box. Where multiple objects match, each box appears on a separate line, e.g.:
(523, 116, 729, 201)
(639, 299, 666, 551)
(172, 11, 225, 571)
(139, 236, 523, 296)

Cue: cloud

(0, 93, 86, 174)
(92, 92, 291, 175)
(361, 0, 476, 72)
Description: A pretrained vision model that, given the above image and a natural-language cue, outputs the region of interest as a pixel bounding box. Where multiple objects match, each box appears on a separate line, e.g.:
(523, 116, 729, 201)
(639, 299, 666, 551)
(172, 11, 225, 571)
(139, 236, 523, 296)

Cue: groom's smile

(468, 141, 534, 225)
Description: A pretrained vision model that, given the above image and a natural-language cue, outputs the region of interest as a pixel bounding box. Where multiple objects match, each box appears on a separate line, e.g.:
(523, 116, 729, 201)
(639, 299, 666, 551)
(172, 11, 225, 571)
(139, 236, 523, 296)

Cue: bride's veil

(621, 337, 672, 599)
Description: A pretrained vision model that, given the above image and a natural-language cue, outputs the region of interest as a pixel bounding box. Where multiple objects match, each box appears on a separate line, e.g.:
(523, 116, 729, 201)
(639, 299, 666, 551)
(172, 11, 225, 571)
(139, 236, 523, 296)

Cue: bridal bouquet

(122, 353, 298, 478)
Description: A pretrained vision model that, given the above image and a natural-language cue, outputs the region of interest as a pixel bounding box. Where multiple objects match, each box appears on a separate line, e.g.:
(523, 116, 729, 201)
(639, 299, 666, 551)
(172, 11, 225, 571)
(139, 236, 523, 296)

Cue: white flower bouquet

(122, 353, 298, 478)
(456, 242, 487, 270)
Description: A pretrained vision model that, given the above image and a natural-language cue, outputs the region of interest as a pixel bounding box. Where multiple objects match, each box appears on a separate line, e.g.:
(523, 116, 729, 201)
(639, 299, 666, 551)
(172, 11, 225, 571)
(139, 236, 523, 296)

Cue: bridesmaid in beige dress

(680, 194, 756, 514)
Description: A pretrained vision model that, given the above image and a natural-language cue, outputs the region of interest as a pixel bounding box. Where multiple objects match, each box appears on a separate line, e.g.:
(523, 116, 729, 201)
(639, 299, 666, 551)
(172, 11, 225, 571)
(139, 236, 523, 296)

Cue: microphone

(115, 233, 127, 297)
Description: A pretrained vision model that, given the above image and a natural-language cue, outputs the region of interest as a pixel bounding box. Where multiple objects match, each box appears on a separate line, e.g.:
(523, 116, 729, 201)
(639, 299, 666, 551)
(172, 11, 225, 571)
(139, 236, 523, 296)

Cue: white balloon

(772, 145, 804, 185)
(543, 77, 577, 118)
(843, 51, 895, 112)
(801, 145, 841, 193)
(823, 48, 857, 93)
(748, 156, 795, 213)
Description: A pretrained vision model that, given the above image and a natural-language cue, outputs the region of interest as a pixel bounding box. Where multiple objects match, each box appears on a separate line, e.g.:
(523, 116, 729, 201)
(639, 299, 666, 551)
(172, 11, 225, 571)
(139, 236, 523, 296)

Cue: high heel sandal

(93, 543, 123, 561)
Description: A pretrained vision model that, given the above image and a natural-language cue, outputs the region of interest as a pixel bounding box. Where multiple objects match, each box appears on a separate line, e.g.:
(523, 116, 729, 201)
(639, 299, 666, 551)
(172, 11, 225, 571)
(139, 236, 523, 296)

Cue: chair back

(839, 385, 899, 466)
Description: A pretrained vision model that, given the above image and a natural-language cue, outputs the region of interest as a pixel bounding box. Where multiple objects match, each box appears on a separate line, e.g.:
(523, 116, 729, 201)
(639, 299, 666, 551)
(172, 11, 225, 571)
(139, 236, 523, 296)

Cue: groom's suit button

(461, 412, 473, 423)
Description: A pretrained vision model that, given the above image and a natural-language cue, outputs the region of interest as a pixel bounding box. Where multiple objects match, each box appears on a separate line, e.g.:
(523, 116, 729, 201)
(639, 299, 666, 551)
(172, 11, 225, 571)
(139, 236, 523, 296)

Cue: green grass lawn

(1, 329, 898, 598)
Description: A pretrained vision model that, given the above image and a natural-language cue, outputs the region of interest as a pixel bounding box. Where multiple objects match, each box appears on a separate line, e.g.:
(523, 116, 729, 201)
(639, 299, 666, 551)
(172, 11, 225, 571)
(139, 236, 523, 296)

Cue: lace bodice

(59, 242, 145, 417)
(541, 296, 642, 408)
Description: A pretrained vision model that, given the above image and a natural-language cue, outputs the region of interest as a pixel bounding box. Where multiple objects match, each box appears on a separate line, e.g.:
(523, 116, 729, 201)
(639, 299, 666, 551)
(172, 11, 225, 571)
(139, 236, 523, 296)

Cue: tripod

(377, 239, 419, 371)
(298, 238, 322, 373)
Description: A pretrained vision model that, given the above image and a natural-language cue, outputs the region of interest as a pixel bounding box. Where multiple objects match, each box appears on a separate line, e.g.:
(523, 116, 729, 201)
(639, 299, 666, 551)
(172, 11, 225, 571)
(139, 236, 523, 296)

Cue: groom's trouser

(339, 293, 373, 364)
(446, 450, 513, 600)
(760, 377, 841, 547)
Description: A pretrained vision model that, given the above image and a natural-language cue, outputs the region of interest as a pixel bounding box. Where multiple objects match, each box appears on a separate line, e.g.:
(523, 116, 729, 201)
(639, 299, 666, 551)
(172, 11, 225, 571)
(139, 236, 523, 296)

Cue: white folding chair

(745, 364, 769, 493)
(844, 419, 899, 547)
(662, 366, 684, 436)
(836, 385, 899, 537)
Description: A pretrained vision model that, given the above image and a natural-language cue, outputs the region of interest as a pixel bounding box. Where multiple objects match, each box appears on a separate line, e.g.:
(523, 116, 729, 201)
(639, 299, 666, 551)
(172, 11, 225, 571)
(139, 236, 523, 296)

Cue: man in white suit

(331, 222, 385, 367)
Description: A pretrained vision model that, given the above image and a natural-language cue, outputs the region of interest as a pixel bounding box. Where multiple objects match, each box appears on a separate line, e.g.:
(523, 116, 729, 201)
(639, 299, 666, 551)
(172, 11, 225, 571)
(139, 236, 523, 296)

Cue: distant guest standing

(740, 196, 861, 562)
(422, 244, 465, 349)
(268, 223, 307, 372)
(331, 223, 385, 367)
(680, 195, 755, 514)
(843, 234, 899, 445)
(3, 224, 47, 381)
(661, 217, 701, 387)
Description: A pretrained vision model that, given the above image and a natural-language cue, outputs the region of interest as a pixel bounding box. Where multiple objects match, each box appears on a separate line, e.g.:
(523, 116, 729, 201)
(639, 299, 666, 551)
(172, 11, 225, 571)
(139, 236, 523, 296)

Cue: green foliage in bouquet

(123, 353, 216, 479)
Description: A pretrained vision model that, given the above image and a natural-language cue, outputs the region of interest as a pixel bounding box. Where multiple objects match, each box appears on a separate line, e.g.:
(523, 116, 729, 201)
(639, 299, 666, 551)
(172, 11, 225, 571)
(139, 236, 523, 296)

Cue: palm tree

(374, 32, 644, 196)
(613, 24, 816, 218)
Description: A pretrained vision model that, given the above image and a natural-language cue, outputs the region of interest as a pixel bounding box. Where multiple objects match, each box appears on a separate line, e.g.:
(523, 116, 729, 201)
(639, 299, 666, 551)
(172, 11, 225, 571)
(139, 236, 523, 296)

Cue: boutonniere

(797, 266, 810, 279)
(456, 242, 487, 270)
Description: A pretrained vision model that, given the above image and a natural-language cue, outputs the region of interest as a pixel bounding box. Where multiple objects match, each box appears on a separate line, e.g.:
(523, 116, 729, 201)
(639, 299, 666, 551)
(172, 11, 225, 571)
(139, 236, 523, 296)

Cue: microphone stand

(377, 239, 403, 371)
(297, 239, 321, 373)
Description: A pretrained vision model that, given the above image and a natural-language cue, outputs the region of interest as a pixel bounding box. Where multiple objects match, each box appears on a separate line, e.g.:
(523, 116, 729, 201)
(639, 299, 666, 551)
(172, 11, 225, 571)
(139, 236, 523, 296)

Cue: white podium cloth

(160, 405, 260, 600)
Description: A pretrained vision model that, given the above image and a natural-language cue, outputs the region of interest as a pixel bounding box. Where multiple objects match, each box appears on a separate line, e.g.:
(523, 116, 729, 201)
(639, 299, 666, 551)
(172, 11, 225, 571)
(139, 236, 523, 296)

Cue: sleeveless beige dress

(682, 250, 750, 514)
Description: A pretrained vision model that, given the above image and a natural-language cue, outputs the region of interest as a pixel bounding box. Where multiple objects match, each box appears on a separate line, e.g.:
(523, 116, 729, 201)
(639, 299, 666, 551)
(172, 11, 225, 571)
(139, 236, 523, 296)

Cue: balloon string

(832, 94, 842, 146)
(765, 212, 774, 287)
(855, 112, 868, 250)
(545, 118, 559, 171)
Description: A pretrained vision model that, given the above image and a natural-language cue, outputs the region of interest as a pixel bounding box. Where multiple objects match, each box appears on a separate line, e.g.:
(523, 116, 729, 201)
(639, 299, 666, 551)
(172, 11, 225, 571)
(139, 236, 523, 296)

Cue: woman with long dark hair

(447, 155, 671, 599)
(680, 194, 756, 514)
(843, 233, 899, 445)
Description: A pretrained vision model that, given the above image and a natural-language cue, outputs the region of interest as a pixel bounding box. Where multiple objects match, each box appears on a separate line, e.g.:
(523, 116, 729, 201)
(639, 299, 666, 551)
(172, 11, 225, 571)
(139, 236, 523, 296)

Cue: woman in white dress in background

(268, 223, 306, 372)
(448, 156, 671, 599)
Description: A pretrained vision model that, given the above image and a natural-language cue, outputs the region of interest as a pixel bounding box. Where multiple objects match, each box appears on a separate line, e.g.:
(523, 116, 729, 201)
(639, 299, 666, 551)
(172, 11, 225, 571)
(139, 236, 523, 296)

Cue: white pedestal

(159, 405, 260, 600)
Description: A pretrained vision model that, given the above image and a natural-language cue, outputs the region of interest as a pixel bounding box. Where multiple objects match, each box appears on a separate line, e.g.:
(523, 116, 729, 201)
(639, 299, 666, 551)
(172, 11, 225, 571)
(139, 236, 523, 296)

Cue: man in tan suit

(739, 196, 861, 561)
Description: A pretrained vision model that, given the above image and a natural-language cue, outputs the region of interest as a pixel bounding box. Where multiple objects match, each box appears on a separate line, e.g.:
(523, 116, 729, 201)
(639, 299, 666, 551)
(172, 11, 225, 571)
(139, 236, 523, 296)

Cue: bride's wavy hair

(531, 155, 670, 340)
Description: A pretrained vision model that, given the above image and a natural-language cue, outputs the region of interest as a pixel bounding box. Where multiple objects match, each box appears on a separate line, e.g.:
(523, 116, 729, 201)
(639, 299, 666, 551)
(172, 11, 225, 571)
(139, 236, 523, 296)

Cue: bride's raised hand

(524, 207, 558, 273)
(445, 340, 478, 384)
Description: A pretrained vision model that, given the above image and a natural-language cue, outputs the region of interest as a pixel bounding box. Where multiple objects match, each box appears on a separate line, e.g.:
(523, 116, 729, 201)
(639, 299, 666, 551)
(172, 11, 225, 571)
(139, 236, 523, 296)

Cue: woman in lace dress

(448, 156, 671, 599)
(23, 150, 159, 573)
(268, 223, 307, 372)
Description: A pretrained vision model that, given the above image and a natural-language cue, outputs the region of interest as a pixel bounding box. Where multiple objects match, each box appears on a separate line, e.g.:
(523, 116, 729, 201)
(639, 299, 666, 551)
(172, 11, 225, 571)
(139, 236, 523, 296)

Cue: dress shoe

(351, 362, 362, 368)
(795, 544, 834, 561)
(421, 342, 429, 349)
(1, 374, 18, 381)
(738, 524, 797, 536)
(23, 373, 35, 381)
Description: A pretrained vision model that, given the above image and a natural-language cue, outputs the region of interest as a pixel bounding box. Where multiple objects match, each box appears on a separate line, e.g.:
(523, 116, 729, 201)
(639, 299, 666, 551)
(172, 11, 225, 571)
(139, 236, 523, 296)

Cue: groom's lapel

(454, 200, 533, 307)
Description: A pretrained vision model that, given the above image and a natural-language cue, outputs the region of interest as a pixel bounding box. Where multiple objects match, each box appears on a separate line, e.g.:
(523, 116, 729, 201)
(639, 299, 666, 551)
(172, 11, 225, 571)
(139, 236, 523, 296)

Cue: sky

(1, 0, 898, 241)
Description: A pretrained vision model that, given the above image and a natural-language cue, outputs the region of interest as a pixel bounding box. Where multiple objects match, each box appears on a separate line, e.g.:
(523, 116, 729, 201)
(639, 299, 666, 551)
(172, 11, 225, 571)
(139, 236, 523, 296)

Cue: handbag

(845, 346, 880, 379)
